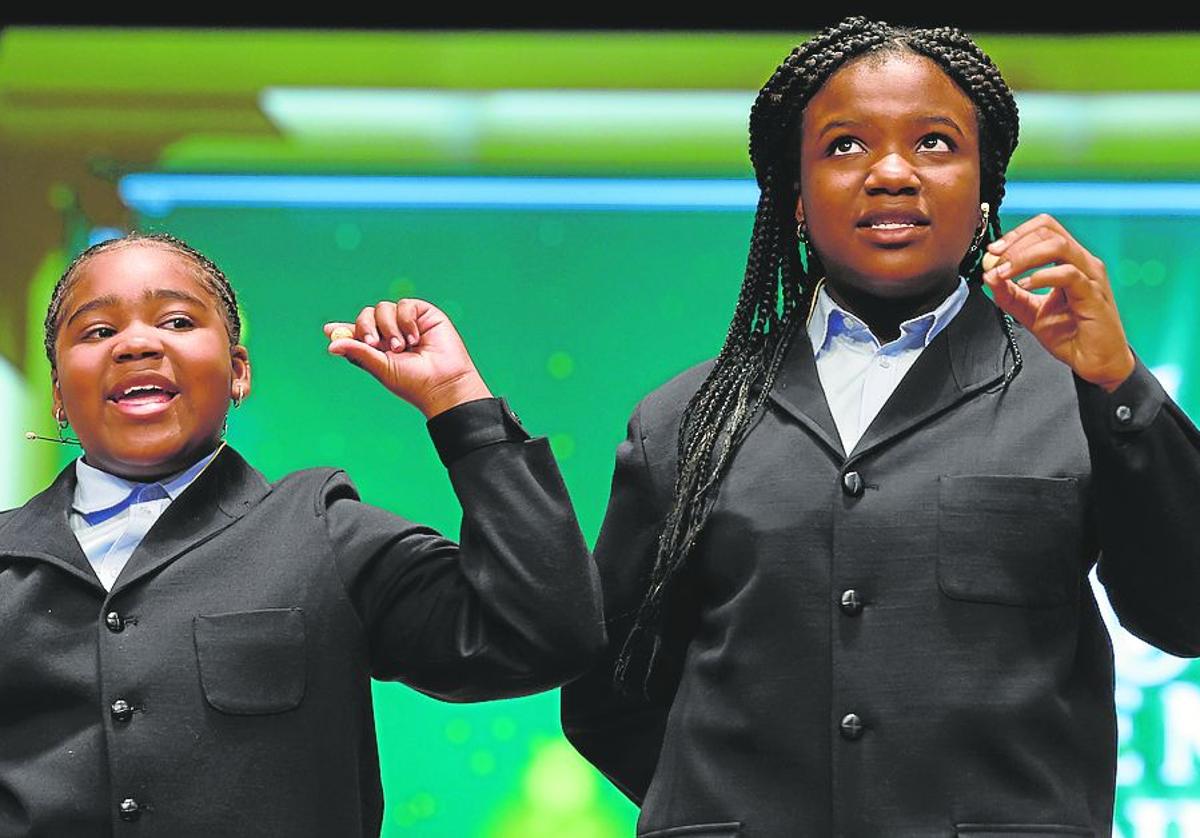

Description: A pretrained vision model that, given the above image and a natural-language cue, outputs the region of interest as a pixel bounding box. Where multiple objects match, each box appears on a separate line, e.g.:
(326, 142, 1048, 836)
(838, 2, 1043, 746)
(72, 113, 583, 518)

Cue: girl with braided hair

(0, 232, 602, 836)
(563, 16, 1200, 837)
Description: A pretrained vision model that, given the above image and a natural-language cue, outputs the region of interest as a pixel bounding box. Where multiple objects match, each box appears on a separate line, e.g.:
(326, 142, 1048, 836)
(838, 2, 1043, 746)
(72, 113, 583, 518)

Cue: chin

(839, 261, 960, 299)
(88, 434, 218, 479)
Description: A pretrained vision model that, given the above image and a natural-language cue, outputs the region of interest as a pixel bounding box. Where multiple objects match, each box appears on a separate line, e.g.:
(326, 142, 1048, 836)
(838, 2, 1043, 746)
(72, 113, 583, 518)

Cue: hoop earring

(968, 202, 991, 255)
(796, 221, 809, 251)
(54, 409, 81, 445)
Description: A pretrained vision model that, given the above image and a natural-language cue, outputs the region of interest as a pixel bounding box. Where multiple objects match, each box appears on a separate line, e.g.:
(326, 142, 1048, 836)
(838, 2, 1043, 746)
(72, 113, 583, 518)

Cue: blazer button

(111, 699, 133, 723)
(119, 797, 141, 822)
(840, 589, 863, 616)
(839, 713, 865, 741)
(105, 611, 125, 633)
(1115, 404, 1133, 425)
(842, 470, 864, 498)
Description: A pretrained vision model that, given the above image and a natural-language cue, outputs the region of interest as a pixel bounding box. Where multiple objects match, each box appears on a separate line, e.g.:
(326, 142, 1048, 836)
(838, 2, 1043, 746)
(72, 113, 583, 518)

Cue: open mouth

(857, 210, 931, 231)
(857, 223, 929, 242)
(865, 222, 924, 230)
(108, 384, 180, 406)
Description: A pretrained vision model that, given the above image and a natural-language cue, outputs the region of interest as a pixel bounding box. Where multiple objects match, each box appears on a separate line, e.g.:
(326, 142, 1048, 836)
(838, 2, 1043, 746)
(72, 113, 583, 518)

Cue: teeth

(871, 222, 917, 229)
(122, 385, 167, 397)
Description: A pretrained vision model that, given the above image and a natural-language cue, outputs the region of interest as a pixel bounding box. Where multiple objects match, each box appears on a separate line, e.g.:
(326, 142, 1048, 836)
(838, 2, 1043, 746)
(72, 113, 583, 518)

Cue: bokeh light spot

(550, 433, 576, 461)
(390, 277, 417, 299)
(1117, 259, 1140, 287)
(470, 749, 496, 775)
(523, 739, 596, 812)
(491, 716, 517, 741)
(547, 351, 574, 379)
(408, 792, 437, 820)
(1141, 260, 1166, 287)
(445, 718, 471, 745)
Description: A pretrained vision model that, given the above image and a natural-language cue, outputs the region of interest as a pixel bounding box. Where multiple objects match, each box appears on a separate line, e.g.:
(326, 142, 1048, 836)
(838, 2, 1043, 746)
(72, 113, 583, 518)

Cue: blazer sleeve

(1078, 354, 1200, 657)
(560, 403, 694, 806)
(320, 397, 605, 702)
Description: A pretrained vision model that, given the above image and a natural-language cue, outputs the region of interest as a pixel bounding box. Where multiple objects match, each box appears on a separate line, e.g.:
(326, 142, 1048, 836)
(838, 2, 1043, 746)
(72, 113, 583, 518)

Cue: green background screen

(2, 28, 1198, 837)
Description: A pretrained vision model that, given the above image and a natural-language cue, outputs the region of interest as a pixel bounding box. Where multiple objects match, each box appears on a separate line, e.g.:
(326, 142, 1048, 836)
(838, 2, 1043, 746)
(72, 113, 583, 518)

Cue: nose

(111, 324, 164, 363)
(864, 151, 920, 195)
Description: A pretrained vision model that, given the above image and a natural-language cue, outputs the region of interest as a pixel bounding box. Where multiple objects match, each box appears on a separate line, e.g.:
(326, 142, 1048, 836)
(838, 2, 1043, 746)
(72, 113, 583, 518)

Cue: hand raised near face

(982, 213, 1136, 393)
(323, 298, 492, 419)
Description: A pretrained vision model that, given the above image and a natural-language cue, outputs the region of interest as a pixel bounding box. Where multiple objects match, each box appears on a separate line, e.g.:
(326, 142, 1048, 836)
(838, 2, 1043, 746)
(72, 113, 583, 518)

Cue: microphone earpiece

(25, 430, 81, 446)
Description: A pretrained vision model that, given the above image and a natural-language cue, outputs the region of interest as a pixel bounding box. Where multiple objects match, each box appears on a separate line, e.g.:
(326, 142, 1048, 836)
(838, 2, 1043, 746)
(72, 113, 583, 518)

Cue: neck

(823, 276, 960, 342)
(82, 441, 225, 484)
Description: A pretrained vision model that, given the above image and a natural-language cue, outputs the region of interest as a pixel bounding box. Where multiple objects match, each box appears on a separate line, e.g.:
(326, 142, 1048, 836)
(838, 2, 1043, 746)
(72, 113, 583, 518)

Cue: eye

(161, 315, 195, 330)
(82, 325, 116, 340)
(918, 133, 954, 152)
(828, 136, 865, 157)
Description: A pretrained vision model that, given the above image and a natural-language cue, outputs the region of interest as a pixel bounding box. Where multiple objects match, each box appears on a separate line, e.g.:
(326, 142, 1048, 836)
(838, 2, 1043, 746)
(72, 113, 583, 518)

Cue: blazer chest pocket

(937, 475, 1083, 608)
(956, 825, 1092, 837)
(637, 824, 740, 838)
(194, 608, 306, 715)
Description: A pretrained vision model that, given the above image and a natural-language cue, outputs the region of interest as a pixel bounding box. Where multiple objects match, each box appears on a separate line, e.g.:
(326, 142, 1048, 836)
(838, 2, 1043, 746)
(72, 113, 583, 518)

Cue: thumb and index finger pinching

(323, 322, 356, 343)
(322, 322, 378, 370)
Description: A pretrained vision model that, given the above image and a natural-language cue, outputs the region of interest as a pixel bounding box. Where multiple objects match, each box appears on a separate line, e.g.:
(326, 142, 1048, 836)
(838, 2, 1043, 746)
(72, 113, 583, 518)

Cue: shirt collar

(807, 276, 969, 358)
(73, 444, 225, 516)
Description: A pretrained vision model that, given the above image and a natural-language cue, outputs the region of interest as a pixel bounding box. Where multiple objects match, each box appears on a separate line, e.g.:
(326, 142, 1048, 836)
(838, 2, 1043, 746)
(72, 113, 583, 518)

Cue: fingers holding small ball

(323, 299, 428, 356)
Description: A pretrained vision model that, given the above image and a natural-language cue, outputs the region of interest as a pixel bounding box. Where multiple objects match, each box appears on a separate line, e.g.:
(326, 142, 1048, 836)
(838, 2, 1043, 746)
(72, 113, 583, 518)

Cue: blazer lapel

(0, 464, 102, 589)
(111, 446, 271, 593)
(767, 326, 846, 460)
(848, 284, 1008, 462)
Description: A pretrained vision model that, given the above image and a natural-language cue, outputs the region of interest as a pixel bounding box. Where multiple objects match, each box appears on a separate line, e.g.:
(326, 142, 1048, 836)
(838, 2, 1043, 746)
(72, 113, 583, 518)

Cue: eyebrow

(917, 115, 967, 136)
(814, 114, 967, 140)
(65, 288, 208, 327)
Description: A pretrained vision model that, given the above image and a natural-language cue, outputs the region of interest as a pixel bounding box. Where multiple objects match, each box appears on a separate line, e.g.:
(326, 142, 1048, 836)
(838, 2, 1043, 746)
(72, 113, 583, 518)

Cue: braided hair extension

(44, 232, 242, 370)
(615, 16, 1023, 696)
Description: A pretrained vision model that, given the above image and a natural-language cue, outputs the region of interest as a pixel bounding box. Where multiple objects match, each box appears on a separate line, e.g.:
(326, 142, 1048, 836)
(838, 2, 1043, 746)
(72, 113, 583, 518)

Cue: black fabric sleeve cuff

(1074, 352, 1167, 436)
(426, 397, 532, 467)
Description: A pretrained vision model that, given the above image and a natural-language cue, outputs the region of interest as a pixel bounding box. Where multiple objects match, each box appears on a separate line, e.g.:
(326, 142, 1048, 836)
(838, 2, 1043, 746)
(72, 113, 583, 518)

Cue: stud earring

(232, 383, 245, 409)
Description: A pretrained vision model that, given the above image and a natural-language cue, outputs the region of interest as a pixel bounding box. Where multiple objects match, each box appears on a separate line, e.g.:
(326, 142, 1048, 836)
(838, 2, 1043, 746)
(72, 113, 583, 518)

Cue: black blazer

(0, 398, 603, 838)
(562, 286, 1200, 838)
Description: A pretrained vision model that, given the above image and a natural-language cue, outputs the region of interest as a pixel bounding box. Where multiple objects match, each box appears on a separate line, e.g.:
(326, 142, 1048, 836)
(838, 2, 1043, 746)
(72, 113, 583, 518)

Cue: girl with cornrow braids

(1, 231, 603, 836)
(564, 16, 1200, 837)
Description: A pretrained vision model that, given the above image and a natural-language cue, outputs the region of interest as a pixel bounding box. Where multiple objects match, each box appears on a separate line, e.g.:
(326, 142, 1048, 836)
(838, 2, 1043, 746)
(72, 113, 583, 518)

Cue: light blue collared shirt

(69, 445, 224, 590)
(806, 278, 969, 454)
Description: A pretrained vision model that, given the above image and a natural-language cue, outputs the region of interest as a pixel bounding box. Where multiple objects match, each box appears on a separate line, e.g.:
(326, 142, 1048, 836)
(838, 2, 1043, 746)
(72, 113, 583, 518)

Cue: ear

(51, 376, 64, 420)
(795, 194, 805, 227)
(230, 345, 252, 401)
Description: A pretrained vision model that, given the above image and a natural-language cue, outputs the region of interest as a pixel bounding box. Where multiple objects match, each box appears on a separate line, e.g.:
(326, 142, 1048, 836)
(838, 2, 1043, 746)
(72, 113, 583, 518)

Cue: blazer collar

(0, 464, 95, 587)
(0, 446, 271, 595)
(768, 282, 1008, 463)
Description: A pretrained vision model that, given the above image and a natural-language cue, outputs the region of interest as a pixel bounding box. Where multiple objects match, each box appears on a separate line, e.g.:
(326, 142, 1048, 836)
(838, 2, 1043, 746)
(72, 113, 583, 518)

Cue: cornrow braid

(615, 16, 1023, 696)
(44, 232, 242, 370)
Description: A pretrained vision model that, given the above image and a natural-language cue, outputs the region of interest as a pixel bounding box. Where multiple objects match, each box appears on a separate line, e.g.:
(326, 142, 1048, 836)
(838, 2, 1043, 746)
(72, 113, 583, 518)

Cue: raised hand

(982, 213, 1135, 392)
(323, 298, 492, 418)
